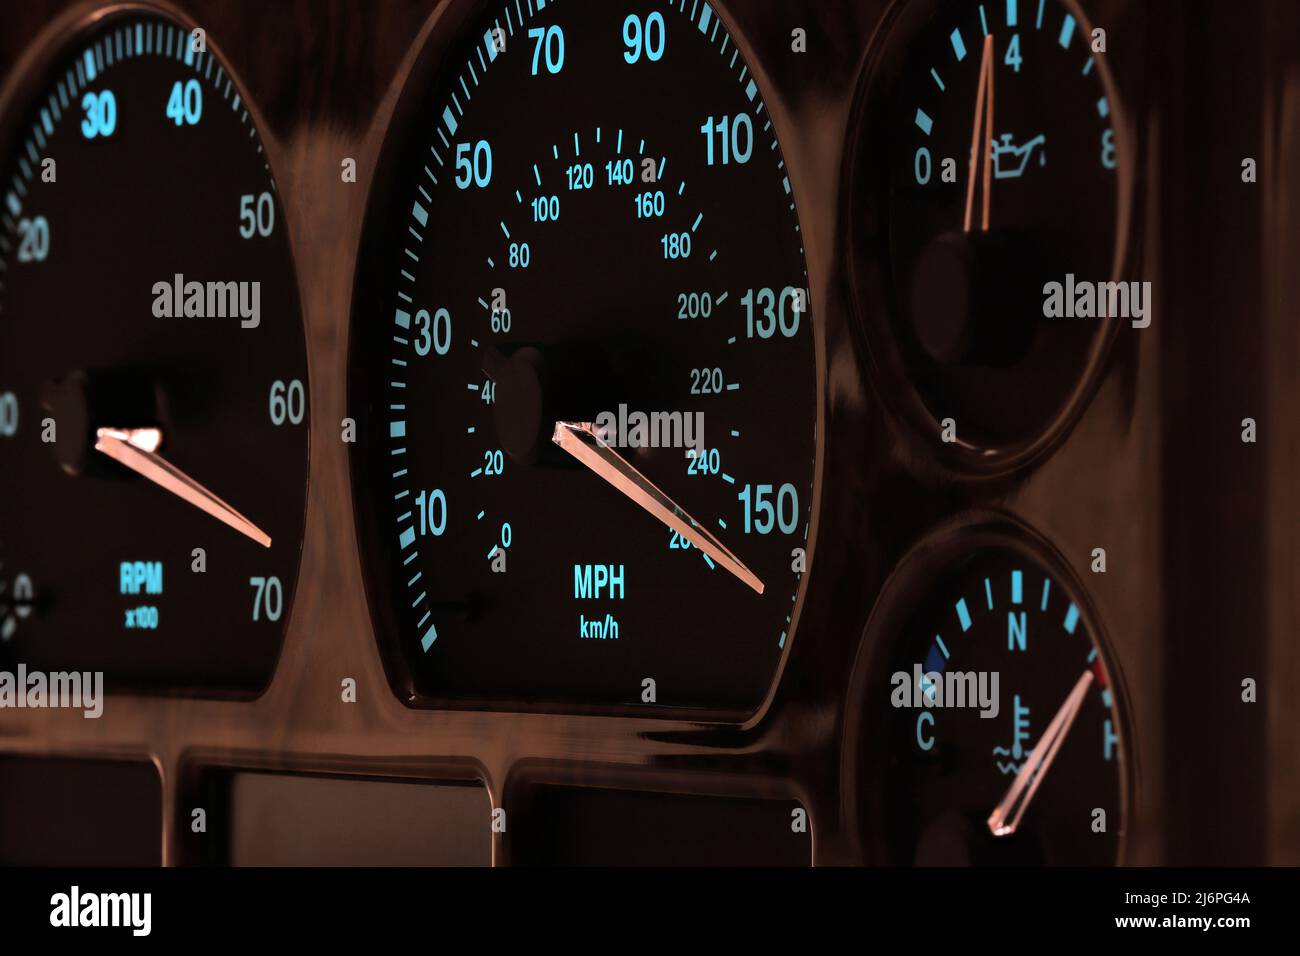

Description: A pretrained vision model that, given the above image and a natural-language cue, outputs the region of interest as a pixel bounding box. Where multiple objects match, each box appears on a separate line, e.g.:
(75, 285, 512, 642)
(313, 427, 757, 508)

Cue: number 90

(623, 12, 665, 64)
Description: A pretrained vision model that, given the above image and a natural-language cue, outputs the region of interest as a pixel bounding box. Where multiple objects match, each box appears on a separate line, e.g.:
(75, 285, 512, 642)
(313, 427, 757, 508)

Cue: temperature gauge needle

(986, 669, 1093, 836)
(94, 427, 272, 548)
(552, 421, 765, 595)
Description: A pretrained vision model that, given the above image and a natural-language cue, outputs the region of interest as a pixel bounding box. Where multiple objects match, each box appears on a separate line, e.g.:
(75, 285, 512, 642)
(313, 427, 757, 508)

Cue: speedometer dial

(351, 0, 819, 716)
(0, 11, 309, 692)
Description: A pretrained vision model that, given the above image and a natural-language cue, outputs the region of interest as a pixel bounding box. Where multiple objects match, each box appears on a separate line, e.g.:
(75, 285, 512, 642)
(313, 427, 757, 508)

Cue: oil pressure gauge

(846, 517, 1130, 865)
(849, 0, 1133, 472)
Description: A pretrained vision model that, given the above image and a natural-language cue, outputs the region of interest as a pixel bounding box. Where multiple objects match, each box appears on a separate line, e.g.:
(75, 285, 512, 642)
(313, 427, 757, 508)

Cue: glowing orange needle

(963, 34, 996, 232)
(552, 421, 764, 595)
(987, 669, 1094, 837)
(94, 427, 272, 548)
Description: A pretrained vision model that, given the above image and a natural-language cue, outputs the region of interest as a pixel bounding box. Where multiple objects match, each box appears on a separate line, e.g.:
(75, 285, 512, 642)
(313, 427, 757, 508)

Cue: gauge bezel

(345, 0, 830, 725)
(0, 0, 313, 700)
(844, 0, 1138, 480)
(840, 510, 1136, 864)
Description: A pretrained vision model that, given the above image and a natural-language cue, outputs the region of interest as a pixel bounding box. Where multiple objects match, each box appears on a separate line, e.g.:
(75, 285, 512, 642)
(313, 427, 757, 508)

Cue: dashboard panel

(0, 0, 1297, 887)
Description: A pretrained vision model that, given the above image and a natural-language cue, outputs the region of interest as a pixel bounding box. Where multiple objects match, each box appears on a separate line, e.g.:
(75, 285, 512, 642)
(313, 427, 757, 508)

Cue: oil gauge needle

(987, 669, 1094, 837)
(962, 33, 996, 233)
(552, 421, 765, 595)
(94, 427, 272, 548)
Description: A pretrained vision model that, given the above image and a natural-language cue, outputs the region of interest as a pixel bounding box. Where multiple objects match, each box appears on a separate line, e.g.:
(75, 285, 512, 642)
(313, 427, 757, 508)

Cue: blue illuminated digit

(1004, 34, 1022, 72)
(623, 13, 665, 64)
(567, 163, 594, 190)
(0, 392, 17, 437)
(1101, 130, 1117, 170)
(661, 232, 691, 260)
(268, 379, 306, 425)
(689, 367, 723, 394)
(416, 489, 447, 536)
(166, 79, 202, 126)
(414, 308, 452, 356)
(606, 159, 634, 186)
(743, 287, 802, 338)
(686, 448, 720, 475)
(455, 141, 492, 189)
(739, 483, 799, 534)
(914, 146, 932, 185)
(528, 26, 565, 74)
(249, 576, 283, 622)
(677, 291, 712, 319)
(700, 114, 752, 165)
(636, 190, 665, 219)
(80, 90, 116, 139)
(16, 217, 50, 262)
(239, 193, 275, 238)
(531, 195, 560, 222)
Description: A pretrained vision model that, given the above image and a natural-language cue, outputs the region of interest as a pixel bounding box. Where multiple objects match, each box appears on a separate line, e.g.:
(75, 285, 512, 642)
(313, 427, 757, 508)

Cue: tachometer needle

(986, 669, 1094, 837)
(94, 427, 272, 548)
(552, 421, 765, 595)
(962, 33, 996, 233)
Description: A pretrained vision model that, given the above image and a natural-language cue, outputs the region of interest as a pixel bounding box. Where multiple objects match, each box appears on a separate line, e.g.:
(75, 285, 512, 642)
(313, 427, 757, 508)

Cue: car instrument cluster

(0, 0, 1297, 871)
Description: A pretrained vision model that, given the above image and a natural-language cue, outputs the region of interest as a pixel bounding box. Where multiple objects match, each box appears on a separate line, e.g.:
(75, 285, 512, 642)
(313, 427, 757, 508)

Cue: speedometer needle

(94, 427, 272, 548)
(986, 669, 1093, 837)
(552, 421, 765, 594)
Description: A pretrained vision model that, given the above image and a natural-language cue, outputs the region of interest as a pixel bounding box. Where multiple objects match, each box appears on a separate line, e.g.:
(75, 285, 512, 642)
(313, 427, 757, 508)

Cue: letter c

(916, 711, 935, 751)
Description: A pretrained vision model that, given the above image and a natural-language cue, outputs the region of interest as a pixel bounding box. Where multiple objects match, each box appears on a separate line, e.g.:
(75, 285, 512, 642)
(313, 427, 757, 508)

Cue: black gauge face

(853, 0, 1127, 462)
(0, 14, 309, 691)
(865, 532, 1125, 865)
(351, 0, 818, 715)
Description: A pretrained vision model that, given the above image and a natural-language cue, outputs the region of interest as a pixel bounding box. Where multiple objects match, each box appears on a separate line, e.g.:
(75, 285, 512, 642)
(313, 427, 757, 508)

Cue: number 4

(1004, 34, 1022, 72)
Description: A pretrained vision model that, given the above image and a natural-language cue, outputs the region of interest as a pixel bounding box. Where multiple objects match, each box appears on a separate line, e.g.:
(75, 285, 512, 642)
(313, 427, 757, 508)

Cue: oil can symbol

(993, 694, 1033, 774)
(991, 133, 1047, 179)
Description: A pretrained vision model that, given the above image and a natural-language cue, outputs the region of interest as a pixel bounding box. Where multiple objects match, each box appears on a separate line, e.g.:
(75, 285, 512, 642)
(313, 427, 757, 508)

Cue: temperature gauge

(848, 518, 1130, 865)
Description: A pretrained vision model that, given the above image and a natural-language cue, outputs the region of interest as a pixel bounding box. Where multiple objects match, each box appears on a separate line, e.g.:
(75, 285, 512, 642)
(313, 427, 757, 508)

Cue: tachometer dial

(848, 519, 1128, 865)
(0, 12, 309, 692)
(850, 0, 1132, 471)
(351, 0, 819, 716)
